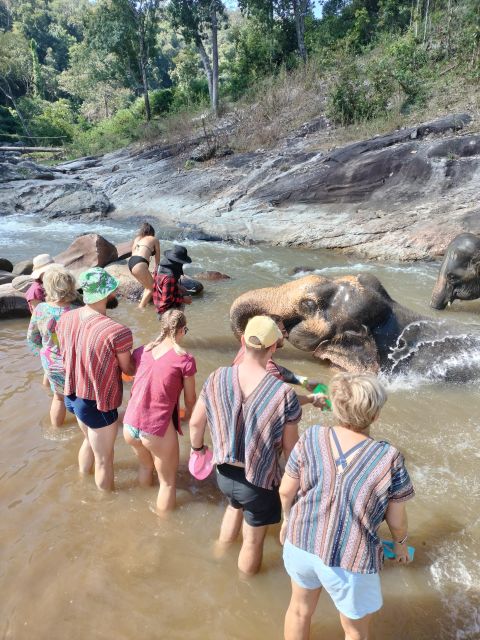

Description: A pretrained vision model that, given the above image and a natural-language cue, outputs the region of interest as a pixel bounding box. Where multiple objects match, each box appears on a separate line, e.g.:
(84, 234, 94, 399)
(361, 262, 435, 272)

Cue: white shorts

(283, 539, 383, 620)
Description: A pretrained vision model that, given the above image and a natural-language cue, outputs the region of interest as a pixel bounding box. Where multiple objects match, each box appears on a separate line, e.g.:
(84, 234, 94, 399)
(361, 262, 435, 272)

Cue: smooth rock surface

(0, 258, 13, 272)
(194, 271, 231, 281)
(12, 259, 33, 276)
(0, 270, 15, 285)
(0, 284, 29, 318)
(55, 234, 118, 272)
(11, 274, 34, 293)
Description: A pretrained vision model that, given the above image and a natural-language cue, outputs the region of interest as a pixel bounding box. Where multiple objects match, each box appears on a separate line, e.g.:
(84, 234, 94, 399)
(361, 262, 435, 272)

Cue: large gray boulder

(0, 284, 29, 318)
(12, 259, 33, 276)
(0, 270, 15, 285)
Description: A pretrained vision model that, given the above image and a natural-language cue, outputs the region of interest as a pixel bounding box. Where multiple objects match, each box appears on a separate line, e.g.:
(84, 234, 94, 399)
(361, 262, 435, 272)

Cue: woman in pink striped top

(279, 373, 415, 640)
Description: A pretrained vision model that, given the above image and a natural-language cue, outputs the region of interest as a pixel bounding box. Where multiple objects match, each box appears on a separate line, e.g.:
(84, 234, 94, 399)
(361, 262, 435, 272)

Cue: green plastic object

(312, 383, 332, 411)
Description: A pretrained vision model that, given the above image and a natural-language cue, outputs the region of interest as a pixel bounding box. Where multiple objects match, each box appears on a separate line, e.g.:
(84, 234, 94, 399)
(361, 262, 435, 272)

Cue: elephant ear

(314, 328, 380, 374)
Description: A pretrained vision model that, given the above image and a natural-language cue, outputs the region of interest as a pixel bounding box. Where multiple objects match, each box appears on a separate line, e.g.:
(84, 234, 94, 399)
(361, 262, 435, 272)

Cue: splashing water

(384, 320, 480, 385)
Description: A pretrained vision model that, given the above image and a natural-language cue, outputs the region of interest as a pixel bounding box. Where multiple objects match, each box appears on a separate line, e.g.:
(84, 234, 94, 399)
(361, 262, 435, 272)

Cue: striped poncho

(285, 424, 415, 574)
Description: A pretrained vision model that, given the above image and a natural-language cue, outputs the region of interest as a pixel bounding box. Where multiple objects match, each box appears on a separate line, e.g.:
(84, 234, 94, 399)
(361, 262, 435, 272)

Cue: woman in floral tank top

(27, 267, 78, 427)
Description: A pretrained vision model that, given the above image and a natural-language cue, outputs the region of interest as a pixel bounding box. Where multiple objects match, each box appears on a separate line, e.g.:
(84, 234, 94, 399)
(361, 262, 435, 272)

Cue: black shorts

(216, 464, 281, 527)
(128, 255, 149, 272)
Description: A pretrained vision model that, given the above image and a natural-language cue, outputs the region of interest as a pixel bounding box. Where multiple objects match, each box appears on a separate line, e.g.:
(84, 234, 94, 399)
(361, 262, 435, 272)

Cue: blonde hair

(330, 373, 387, 431)
(43, 266, 77, 303)
(145, 309, 187, 355)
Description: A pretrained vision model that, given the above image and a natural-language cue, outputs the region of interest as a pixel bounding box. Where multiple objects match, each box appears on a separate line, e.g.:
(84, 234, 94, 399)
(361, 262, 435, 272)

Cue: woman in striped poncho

(279, 373, 415, 640)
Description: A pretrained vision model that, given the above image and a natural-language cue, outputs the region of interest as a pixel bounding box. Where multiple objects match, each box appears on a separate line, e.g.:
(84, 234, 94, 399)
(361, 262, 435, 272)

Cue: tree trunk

(195, 34, 214, 107)
(138, 33, 151, 121)
(293, 0, 308, 63)
(210, 4, 219, 116)
(0, 79, 32, 138)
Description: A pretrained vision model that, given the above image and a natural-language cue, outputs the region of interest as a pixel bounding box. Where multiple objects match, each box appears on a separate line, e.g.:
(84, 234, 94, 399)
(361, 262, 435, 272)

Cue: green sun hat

(79, 267, 119, 304)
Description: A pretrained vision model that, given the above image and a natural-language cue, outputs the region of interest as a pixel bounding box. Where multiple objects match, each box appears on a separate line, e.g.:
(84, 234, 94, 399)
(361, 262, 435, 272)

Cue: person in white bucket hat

(25, 254, 62, 313)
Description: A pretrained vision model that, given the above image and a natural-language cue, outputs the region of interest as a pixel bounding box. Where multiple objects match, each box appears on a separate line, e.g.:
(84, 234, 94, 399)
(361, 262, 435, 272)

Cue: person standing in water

(57, 267, 134, 491)
(280, 373, 415, 640)
(25, 253, 61, 312)
(27, 266, 78, 427)
(127, 223, 160, 309)
(189, 316, 301, 576)
(153, 245, 193, 318)
(123, 310, 197, 512)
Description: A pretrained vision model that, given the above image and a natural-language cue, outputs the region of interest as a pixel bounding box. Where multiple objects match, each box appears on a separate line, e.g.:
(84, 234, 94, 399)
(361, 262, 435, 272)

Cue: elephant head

(431, 233, 480, 310)
(230, 273, 418, 374)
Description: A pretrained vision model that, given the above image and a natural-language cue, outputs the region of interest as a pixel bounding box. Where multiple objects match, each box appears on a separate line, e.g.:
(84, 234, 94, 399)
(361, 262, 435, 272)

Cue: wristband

(191, 444, 205, 451)
(394, 534, 408, 545)
(297, 375, 308, 388)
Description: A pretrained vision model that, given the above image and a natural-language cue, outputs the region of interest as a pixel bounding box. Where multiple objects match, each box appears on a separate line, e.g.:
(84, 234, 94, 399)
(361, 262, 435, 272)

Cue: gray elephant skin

(230, 274, 423, 374)
(431, 233, 480, 310)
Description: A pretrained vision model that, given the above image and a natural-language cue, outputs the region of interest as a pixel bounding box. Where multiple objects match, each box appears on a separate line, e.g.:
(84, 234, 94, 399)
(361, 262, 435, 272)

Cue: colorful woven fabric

(56, 308, 132, 412)
(153, 273, 184, 315)
(27, 302, 75, 393)
(285, 425, 415, 574)
(201, 365, 302, 490)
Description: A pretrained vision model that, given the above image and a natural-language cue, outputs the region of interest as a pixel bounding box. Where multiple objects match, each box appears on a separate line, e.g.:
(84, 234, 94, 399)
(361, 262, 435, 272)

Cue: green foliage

(328, 58, 395, 125)
(14, 96, 76, 142)
(150, 88, 174, 115)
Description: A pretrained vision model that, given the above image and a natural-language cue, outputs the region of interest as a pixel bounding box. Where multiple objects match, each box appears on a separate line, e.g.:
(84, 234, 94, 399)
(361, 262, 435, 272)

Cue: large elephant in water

(430, 233, 480, 310)
(230, 274, 423, 374)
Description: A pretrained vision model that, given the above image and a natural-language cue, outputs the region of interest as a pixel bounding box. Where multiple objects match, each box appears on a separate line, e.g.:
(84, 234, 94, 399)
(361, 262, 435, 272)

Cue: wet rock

(105, 263, 142, 301)
(0, 270, 14, 285)
(11, 275, 34, 293)
(290, 266, 315, 275)
(0, 258, 13, 273)
(194, 271, 231, 281)
(0, 284, 29, 318)
(12, 260, 33, 276)
(114, 241, 132, 261)
(55, 234, 118, 273)
(180, 275, 204, 294)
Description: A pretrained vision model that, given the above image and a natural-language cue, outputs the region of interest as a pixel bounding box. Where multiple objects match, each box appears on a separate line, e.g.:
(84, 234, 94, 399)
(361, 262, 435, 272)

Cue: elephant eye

(300, 299, 317, 314)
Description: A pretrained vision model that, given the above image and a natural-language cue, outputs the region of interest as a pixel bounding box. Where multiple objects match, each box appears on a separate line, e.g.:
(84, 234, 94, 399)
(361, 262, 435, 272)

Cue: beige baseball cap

(244, 316, 283, 349)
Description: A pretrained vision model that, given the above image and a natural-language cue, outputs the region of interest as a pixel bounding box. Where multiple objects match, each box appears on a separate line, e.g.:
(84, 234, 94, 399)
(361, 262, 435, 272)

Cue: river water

(1, 215, 479, 640)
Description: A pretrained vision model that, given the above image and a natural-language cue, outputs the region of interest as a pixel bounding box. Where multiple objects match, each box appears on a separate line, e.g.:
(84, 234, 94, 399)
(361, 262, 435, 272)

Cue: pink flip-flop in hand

(188, 446, 214, 480)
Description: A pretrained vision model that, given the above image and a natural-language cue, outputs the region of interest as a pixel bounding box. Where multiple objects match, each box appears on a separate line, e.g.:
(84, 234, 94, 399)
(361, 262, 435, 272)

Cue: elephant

(230, 274, 423, 374)
(430, 233, 480, 310)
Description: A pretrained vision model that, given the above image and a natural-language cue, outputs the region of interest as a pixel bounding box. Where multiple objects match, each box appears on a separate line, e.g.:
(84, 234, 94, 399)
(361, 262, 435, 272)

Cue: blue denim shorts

(283, 539, 383, 620)
(65, 394, 118, 429)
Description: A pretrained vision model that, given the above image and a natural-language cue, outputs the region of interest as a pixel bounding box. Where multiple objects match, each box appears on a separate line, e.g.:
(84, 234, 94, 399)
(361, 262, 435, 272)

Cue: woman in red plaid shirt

(153, 245, 193, 317)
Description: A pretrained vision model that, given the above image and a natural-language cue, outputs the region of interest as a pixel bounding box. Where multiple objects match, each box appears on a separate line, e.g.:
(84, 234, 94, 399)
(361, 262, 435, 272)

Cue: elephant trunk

(430, 274, 451, 310)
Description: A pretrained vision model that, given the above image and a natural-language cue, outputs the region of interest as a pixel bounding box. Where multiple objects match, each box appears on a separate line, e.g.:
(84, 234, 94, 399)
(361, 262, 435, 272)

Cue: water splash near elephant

(384, 319, 480, 384)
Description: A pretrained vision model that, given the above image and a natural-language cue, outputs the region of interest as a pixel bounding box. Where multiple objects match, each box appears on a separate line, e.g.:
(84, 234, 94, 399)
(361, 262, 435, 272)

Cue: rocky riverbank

(1, 112, 479, 260)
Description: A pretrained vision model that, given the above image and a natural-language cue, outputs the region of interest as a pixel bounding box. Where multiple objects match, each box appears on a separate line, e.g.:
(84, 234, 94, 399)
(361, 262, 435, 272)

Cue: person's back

(190, 316, 302, 575)
(58, 307, 131, 412)
(280, 373, 415, 640)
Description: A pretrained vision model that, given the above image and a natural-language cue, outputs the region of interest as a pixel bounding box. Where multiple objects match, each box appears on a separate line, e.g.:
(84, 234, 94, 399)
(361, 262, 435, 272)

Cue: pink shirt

(25, 281, 45, 313)
(124, 346, 197, 437)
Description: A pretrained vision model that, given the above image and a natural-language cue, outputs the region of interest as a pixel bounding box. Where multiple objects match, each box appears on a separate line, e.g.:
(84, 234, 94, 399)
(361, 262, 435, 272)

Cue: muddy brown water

(1, 217, 479, 640)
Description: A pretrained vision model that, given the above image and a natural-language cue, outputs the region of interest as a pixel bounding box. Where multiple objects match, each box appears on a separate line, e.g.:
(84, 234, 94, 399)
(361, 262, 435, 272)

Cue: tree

(0, 30, 33, 135)
(87, 0, 161, 121)
(168, 0, 226, 115)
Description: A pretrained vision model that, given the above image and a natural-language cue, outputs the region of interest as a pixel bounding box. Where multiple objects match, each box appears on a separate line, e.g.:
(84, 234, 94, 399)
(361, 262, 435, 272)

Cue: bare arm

(117, 350, 135, 376)
(282, 422, 299, 462)
(182, 375, 196, 421)
(154, 239, 160, 269)
(279, 472, 300, 544)
(189, 396, 207, 450)
(30, 299, 42, 311)
(385, 500, 411, 564)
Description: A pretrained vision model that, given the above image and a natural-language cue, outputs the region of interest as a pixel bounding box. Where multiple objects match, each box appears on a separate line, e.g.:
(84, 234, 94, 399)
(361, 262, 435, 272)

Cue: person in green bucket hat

(56, 267, 135, 491)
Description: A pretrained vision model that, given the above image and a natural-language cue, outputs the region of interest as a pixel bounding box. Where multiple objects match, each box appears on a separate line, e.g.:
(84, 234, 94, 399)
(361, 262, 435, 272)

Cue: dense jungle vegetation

(0, 0, 479, 157)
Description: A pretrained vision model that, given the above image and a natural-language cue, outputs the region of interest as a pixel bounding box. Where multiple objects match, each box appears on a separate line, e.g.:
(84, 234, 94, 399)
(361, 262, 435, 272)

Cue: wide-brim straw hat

(31, 254, 62, 280)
